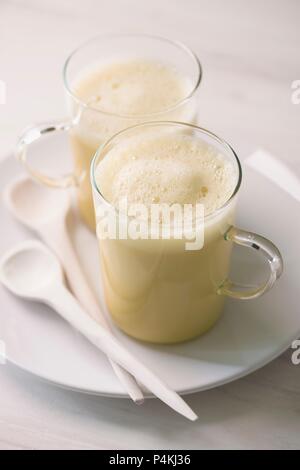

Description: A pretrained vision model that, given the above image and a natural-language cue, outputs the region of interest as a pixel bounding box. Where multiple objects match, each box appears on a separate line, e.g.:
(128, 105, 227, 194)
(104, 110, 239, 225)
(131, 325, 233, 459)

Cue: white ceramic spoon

(4, 176, 143, 403)
(0, 240, 197, 421)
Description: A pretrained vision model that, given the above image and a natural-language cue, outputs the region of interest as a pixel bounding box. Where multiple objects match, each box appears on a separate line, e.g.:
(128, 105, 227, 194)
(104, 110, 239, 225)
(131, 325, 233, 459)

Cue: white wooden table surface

(0, 0, 299, 450)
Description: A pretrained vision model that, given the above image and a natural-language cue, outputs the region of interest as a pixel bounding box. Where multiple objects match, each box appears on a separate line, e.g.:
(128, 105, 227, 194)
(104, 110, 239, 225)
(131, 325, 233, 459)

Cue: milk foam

(69, 58, 197, 230)
(70, 59, 196, 148)
(73, 58, 191, 115)
(95, 133, 237, 215)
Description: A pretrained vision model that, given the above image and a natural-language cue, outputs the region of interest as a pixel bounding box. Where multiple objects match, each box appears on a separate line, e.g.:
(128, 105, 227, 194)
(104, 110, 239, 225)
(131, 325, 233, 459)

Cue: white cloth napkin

(244, 149, 300, 203)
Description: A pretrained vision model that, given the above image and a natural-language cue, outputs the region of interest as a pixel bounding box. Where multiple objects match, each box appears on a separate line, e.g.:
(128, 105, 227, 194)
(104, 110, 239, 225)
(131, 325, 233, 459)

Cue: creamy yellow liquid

(68, 59, 196, 229)
(94, 133, 238, 343)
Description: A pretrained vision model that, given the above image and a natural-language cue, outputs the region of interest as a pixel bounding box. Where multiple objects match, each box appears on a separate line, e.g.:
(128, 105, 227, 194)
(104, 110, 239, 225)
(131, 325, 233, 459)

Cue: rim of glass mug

(91, 120, 242, 222)
(16, 34, 203, 189)
(63, 33, 203, 119)
(91, 120, 283, 301)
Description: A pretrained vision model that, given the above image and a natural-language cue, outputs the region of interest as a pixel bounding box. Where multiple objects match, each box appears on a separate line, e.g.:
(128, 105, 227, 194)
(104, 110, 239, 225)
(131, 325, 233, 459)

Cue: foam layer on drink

(73, 58, 192, 116)
(95, 133, 237, 216)
(69, 58, 197, 230)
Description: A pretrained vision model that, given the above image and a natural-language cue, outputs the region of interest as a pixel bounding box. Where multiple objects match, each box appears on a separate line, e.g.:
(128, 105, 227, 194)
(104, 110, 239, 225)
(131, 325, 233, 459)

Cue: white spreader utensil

(4, 176, 143, 403)
(0, 239, 197, 421)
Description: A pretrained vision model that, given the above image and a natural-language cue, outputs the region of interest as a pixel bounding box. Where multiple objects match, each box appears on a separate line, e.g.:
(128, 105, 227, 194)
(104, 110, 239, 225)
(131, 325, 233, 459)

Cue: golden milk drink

(94, 131, 238, 343)
(69, 59, 197, 228)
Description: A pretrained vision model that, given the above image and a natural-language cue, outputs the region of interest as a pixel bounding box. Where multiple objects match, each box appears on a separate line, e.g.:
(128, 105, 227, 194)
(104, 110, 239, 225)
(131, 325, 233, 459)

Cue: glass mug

(16, 34, 202, 230)
(91, 122, 283, 344)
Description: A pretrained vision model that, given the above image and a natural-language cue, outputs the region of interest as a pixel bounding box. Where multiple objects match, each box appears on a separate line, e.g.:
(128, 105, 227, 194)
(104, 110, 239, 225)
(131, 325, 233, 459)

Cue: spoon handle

(46, 283, 197, 422)
(40, 222, 144, 404)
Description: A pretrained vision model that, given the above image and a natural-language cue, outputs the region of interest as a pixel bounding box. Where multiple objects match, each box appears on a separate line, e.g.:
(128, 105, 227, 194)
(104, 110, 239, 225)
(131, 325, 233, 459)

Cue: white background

(0, 0, 299, 450)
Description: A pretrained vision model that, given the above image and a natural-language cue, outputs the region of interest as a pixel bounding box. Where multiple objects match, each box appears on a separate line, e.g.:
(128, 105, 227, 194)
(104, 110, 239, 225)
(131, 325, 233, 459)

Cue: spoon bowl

(4, 176, 71, 228)
(0, 240, 64, 299)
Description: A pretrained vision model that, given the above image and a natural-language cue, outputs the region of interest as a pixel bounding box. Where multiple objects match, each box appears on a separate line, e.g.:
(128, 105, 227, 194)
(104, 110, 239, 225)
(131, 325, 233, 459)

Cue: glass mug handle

(218, 226, 283, 299)
(16, 120, 79, 188)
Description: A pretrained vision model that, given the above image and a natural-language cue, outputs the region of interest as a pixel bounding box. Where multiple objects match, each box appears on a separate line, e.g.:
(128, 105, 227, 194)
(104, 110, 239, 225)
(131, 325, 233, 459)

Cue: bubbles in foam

(73, 59, 189, 115)
(96, 133, 237, 216)
(69, 59, 197, 148)
(111, 159, 203, 206)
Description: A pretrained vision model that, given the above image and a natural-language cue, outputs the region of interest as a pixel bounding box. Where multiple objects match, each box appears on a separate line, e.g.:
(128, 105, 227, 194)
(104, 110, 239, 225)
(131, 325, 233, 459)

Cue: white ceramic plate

(0, 136, 299, 397)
